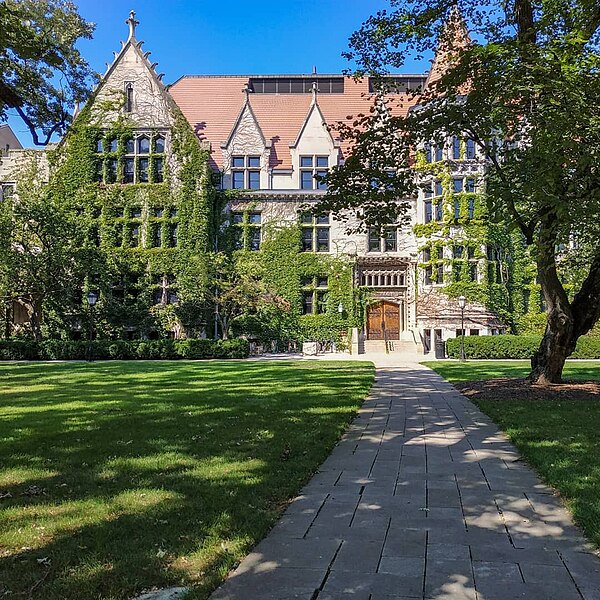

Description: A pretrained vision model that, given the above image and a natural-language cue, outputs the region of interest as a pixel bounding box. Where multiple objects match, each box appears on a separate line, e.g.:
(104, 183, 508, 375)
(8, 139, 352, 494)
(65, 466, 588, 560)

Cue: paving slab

(209, 360, 600, 600)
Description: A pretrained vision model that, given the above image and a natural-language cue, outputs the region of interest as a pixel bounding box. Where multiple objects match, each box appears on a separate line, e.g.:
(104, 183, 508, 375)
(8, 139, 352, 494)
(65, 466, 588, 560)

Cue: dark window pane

(317, 276, 328, 288)
(124, 158, 135, 183)
(154, 158, 164, 183)
(384, 229, 397, 252)
(153, 226, 162, 247)
(232, 171, 245, 188)
(302, 291, 313, 314)
(155, 136, 165, 153)
(138, 137, 150, 154)
(453, 245, 464, 258)
(301, 228, 313, 251)
(248, 212, 261, 224)
(232, 156, 244, 168)
(170, 208, 178, 218)
(248, 170, 260, 189)
(468, 197, 475, 218)
(424, 185, 433, 198)
(291, 79, 304, 93)
(424, 266, 432, 285)
(316, 170, 328, 190)
(109, 138, 118, 152)
(138, 158, 149, 183)
(454, 199, 460, 219)
(300, 156, 313, 167)
(130, 226, 140, 246)
(316, 227, 329, 252)
(466, 139, 476, 159)
(331, 79, 344, 93)
(436, 263, 444, 282)
(435, 200, 443, 221)
(126, 138, 135, 154)
(247, 156, 260, 167)
(316, 291, 327, 314)
(108, 159, 117, 183)
(470, 329, 479, 336)
(233, 227, 243, 249)
(435, 181, 443, 196)
(452, 136, 461, 159)
(249, 228, 261, 251)
(131, 206, 142, 218)
(316, 156, 328, 168)
(466, 178, 475, 193)
(301, 171, 313, 189)
(453, 178, 463, 193)
(125, 83, 133, 113)
(470, 263, 478, 281)
(422, 248, 431, 262)
(264, 80, 276, 93)
(424, 143, 432, 163)
(167, 291, 179, 305)
(96, 139, 103, 153)
(169, 224, 178, 246)
(300, 212, 313, 224)
(435, 145, 444, 161)
(316, 214, 329, 224)
(424, 200, 432, 223)
(154, 207, 164, 218)
(368, 229, 380, 252)
(232, 212, 243, 224)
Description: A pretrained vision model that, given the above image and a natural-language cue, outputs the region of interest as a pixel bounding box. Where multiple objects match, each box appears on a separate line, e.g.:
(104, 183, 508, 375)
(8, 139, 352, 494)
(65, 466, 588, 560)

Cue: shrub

(0, 338, 249, 361)
(446, 335, 600, 360)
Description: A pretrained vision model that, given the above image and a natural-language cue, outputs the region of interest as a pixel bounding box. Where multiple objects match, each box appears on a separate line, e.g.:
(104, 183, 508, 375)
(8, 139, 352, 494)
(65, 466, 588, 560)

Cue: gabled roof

(221, 91, 268, 150)
(169, 75, 420, 170)
(289, 90, 336, 150)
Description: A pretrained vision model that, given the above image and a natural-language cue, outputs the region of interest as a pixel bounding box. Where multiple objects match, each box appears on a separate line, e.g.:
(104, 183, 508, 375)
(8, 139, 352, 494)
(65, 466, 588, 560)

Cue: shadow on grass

(0, 360, 374, 600)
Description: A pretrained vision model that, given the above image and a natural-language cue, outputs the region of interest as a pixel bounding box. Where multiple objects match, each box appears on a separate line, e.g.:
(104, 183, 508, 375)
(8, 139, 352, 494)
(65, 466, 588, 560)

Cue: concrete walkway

(210, 361, 600, 600)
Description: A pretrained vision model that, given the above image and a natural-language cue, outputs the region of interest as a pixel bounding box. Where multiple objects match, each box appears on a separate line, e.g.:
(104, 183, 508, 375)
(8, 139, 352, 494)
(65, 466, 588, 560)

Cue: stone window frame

(230, 209, 262, 251)
(299, 155, 329, 190)
(300, 211, 330, 252)
(231, 155, 261, 190)
(367, 227, 398, 253)
(301, 275, 329, 315)
(151, 273, 179, 306)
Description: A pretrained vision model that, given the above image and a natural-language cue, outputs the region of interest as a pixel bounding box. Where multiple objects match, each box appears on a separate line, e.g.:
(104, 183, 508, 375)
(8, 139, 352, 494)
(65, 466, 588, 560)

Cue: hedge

(446, 335, 600, 360)
(0, 338, 249, 361)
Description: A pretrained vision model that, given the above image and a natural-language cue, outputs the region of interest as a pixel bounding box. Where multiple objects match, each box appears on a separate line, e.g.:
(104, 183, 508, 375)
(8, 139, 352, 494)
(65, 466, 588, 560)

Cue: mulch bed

(454, 378, 600, 402)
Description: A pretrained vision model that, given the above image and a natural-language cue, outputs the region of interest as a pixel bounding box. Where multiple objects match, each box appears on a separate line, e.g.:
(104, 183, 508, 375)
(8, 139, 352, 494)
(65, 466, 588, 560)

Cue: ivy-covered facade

(0, 12, 544, 352)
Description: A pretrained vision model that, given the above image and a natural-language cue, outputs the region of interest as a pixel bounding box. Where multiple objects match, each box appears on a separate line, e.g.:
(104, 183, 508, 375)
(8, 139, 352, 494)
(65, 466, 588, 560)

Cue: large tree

(319, 0, 600, 384)
(0, 0, 94, 145)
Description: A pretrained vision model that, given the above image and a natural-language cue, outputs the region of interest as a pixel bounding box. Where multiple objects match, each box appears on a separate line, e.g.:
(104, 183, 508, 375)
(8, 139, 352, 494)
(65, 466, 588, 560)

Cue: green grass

(0, 360, 374, 600)
(425, 360, 600, 549)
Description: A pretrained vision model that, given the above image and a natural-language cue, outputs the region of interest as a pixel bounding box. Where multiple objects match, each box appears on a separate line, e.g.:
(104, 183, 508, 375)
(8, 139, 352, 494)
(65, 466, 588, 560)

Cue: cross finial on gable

(242, 83, 250, 101)
(311, 81, 319, 104)
(126, 10, 139, 41)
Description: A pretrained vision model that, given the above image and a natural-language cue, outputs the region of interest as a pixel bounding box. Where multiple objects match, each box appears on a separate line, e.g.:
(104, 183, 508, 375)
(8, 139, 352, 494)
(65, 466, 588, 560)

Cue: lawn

(425, 360, 600, 549)
(0, 360, 374, 600)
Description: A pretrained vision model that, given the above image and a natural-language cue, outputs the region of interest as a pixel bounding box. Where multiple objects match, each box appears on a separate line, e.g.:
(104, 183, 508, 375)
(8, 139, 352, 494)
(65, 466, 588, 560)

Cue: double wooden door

(367, 301, 401, 340)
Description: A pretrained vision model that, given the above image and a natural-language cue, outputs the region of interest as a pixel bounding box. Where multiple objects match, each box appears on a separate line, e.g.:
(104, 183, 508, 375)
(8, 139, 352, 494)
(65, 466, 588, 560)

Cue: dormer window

(231, 155, 261, 190)
(300, 155, 328, 190)
(124, 82, 134, 113)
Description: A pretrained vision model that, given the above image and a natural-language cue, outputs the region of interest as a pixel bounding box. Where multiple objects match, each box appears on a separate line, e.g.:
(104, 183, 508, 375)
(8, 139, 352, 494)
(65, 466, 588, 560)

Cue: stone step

(363, 340, 421, 354)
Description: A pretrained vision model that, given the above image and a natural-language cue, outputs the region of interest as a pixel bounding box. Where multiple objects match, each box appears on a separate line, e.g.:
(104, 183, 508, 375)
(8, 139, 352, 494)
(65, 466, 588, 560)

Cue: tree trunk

(29, 296, 43, 342)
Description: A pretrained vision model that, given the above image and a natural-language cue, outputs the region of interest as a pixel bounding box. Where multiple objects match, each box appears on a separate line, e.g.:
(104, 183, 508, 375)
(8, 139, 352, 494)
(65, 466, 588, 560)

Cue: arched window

(124, 82, 134, 113)
(138, 136, 150, 154)
(154, 135, 165, 154)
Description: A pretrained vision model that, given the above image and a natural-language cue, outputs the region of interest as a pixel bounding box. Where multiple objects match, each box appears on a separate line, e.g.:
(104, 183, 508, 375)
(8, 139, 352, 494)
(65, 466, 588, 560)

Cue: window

(152, 274, 178, 305)
(301, 276, 329, 315)
(424, 266, 433, 285)
(231, 155, 261, 189)
(470, 329, 479, 336)
(300, 155, 328, 190)
(453, 245, 464, 259)
(435, 199, 443, 221)
(468, 197, 475, 219)
(435, 181, 443, 196)
(452, 136, 461, 159)
(424, 184, 433, 199)
(131, 206, 142, 218)
(424, 143, 432, 163)
(435, 144, 444, 161)
(368, 228, 397, 252)
(153, 225, 162, 248)
(456, 329, 465, 337)
(0, 184, 14, 202)
(453, 178, 464, 193)
(95, 132, 166, 184)
(436, 262, 444, 283)
(230, 210, 262, 250)
(424, 200, 433, 223)
(469, 262, 478, 282)
(124, 82, 134, 113)
(169, 224, 178, 247)
(300, 212, 329, 252)
(466, 178, 475, 193)
(454, 199, 460, 219)
(130, 225, 140, 247)
(466, 139, 476, 159)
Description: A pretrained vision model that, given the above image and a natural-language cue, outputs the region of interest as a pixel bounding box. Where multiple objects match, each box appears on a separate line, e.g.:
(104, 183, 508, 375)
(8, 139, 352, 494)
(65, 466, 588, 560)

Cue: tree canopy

(0, 0, 94, 145)
(319, 0, 600, 383)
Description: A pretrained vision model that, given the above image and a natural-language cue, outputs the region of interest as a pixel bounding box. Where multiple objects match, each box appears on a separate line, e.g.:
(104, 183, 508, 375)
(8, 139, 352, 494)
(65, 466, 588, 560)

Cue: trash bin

(434, 340, 446, 359)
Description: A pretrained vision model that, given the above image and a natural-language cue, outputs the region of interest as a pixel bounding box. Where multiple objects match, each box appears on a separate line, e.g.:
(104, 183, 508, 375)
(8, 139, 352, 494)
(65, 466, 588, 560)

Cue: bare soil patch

(455, 378, 600, 401)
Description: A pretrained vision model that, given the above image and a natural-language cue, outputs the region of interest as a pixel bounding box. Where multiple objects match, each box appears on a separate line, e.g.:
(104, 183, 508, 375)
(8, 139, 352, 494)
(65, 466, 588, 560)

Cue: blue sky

(8, 0, 432, 146)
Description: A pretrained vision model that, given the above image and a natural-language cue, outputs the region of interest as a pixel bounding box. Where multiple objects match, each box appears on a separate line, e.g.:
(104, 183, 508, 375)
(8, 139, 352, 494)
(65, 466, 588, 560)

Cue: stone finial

(311, 81, 319, 103)
(126, 10, 139, 40)
(242, 83, 250, 101)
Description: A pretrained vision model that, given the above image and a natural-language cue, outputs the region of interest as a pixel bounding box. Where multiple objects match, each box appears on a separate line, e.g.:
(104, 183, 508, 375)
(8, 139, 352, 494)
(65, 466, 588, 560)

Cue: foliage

(0, 0, 94, 144)
(324, 0, 600, 382)
(446, 334, 600, 360)
(0, 338, 250, 361)
(0, 154, 83, 340)
(0, 360, 374, 599)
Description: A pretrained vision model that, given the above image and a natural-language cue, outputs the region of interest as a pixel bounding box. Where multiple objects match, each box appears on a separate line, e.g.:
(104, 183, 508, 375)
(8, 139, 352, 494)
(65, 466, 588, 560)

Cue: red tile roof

(168, 75, 422, 170)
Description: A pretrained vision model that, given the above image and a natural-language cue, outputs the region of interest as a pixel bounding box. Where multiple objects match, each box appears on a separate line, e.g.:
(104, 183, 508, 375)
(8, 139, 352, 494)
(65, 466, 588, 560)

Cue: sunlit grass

(0, 360, 374, 599)
(426, 360, 600, 549)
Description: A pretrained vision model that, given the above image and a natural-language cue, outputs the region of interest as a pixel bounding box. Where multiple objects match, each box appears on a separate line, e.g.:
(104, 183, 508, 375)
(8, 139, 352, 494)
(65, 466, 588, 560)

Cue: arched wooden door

(367, 301, 400, 340)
